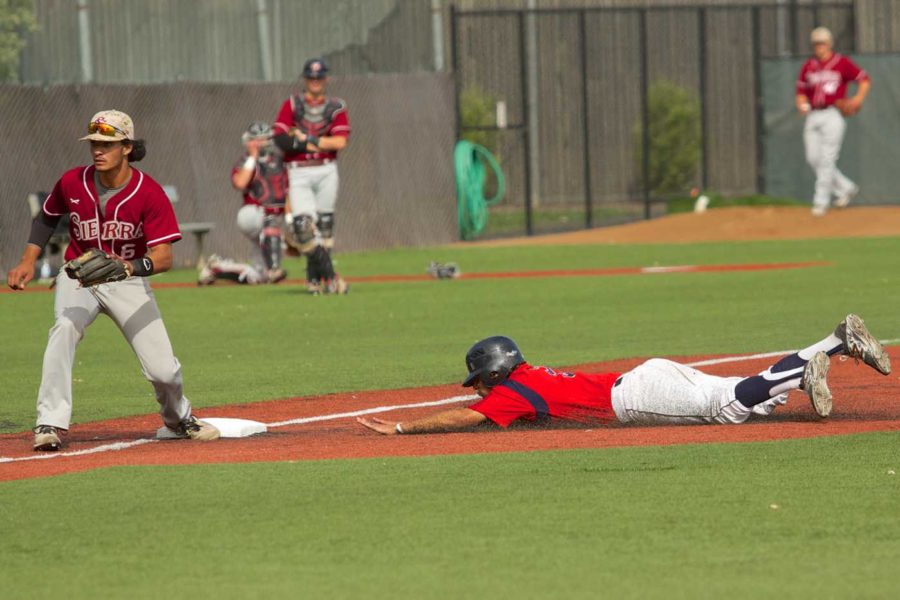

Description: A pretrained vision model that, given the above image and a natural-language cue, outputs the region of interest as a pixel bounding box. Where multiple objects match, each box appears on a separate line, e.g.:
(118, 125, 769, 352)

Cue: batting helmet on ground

(462, 336, 526, 387)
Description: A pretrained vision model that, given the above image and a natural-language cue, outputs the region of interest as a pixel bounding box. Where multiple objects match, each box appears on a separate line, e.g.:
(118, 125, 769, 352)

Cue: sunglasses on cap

(88, 121, 129, 138)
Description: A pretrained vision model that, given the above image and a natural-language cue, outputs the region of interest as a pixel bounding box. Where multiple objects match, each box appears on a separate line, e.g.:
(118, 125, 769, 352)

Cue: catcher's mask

(242, 121, 273, 144)
(462, 336, 525, 388)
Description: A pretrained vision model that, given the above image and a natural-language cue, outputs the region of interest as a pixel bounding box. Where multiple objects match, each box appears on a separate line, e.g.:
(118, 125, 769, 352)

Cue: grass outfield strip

(1, 433, 897, 599)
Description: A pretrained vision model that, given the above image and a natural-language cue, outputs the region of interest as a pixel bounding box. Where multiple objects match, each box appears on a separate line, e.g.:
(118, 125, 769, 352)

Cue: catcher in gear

(358, 315, 891, 434)
(6, 109, 219, 451)
(227, 121, 288, 284)
(283, 210, 348, 294)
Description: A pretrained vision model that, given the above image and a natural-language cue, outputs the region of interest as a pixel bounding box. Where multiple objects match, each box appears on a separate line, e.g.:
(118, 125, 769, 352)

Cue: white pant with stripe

(611, 359, 764, 425)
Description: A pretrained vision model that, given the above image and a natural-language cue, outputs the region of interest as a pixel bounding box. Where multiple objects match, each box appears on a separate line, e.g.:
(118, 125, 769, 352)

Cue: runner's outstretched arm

(357, 408, 486, 435)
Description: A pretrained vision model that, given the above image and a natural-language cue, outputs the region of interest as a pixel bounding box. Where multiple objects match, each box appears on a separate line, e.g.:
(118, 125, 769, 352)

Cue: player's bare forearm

(146, 243, 173, 274)
(854, 79, 871, 103)
(6, 244, 42, 290)
(231, 170, 253, 191)
(315, 136, 348, 151)
(357, 408, 487, 435)
(796, 94, 811, 113)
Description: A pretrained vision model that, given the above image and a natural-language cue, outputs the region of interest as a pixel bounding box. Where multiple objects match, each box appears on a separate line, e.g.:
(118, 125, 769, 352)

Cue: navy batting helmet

(302, 57, 329, 79)
(462, 336, 526, 387)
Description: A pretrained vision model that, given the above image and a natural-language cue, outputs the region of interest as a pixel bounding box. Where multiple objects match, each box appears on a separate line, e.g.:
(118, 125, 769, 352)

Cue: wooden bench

(180, 221, 216, 268)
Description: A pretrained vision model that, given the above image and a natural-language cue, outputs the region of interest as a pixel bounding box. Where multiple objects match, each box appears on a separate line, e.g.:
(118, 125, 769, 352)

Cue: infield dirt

(472, 206, 900, 246)
(2, 348, 898, 482)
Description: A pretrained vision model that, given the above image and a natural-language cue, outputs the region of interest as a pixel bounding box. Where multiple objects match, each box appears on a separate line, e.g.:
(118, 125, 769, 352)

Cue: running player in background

(273, 57, 350, 294)
(796, 27, 870, 216)
(358, 315, 891, 435)
(5, 110, 219, 450)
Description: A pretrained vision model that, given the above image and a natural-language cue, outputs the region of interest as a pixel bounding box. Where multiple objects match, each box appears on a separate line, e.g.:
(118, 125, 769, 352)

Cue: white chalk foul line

(3, 338, 896, 464)
(0, 438, 157, 463)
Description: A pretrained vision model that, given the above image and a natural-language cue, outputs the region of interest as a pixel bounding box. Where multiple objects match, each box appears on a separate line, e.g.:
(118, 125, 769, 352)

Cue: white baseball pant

(288, 162, 339, 218)
(36, 272, 192, 430)
(611, 359, 765, 425)
(803, 107, 857, 211)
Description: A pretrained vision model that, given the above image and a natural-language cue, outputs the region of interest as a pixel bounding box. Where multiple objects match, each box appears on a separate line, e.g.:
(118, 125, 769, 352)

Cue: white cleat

(802, 351, 832, 418)
(835, 314, 892, 375)
(834, 186, 858, 209)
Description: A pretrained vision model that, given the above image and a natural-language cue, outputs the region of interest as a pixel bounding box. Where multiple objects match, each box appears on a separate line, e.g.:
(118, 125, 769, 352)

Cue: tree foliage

(634, 80, 702, 196)
(0, 0, 37, 83)
(459, 86, 500, 157)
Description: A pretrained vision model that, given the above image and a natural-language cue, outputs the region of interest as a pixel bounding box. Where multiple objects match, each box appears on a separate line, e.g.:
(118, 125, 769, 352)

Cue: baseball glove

(64, 248, 130, 286)
(835, 98, 859, 117)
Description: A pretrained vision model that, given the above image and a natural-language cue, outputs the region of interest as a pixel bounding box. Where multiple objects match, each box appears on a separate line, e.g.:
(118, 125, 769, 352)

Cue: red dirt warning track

(1, 349, 898, 482)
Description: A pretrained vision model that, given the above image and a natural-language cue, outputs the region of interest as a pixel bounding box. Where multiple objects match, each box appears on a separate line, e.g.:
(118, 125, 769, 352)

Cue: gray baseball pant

(803, 107, 857, 210)
(36, 273, 192, 430)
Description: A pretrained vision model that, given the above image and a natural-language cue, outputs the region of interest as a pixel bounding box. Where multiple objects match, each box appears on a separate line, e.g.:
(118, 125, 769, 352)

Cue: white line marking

(265, 394, 479, 427)
(641, 265, 696, 274)
(685, 349, 799, 368)
(0, 438, 157, 463)
(2, 338, 895, 464)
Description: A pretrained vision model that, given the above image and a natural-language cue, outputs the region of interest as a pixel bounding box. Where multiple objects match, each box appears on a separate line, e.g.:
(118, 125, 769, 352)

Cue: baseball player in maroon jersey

(796, 27, 871, 216)
(199, 121, 289, 285)
(6, 110, 219, 450)
(231, 121, 289, 283)
(273, 57, 350, 294)
(358, 315, 891, 435)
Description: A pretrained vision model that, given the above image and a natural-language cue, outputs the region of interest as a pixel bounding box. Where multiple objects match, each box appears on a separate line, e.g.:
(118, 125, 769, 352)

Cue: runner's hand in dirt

(357, 417, 400, 435)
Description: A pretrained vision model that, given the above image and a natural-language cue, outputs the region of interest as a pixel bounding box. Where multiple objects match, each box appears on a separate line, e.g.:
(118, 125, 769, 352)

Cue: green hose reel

(454, 140, 505, 240)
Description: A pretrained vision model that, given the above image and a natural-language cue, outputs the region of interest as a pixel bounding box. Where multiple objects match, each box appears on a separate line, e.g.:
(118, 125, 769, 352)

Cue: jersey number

(119, 243, 136, 259)
(543, 367, 575, 378)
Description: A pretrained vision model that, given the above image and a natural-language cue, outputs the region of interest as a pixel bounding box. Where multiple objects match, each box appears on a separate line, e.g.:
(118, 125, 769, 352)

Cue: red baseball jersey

(796, 53, 869, 109)
(274, 94, 350, 163)
(468, 363, 621, 427)
(231, 152, 288, 213)
(42, 166, 181, 261)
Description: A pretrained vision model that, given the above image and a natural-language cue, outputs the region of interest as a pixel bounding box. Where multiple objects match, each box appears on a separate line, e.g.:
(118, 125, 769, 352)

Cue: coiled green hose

(454, 140, 505, 240)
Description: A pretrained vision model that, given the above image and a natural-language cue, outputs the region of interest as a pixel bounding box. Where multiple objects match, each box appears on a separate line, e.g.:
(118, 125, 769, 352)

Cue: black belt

(614, 376, 623, 387)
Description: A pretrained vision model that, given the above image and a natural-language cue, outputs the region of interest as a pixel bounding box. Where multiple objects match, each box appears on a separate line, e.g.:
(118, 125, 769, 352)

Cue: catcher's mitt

(64, 248, 130, 286)
(835, 98, 859, 117)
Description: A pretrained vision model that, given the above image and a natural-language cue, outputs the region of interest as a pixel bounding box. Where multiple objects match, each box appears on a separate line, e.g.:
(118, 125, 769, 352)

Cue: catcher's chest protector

(291, 95, 345, 137)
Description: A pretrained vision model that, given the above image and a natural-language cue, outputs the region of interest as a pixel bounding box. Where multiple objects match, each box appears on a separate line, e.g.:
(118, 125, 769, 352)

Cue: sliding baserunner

(358, 314, 891, 435)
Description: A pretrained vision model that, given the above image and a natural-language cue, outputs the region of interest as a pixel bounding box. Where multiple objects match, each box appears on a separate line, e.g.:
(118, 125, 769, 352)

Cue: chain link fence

(451, 2, 856, 237)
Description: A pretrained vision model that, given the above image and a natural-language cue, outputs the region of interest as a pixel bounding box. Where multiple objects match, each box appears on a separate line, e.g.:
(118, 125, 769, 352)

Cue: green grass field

(1, 235, 899, 599)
